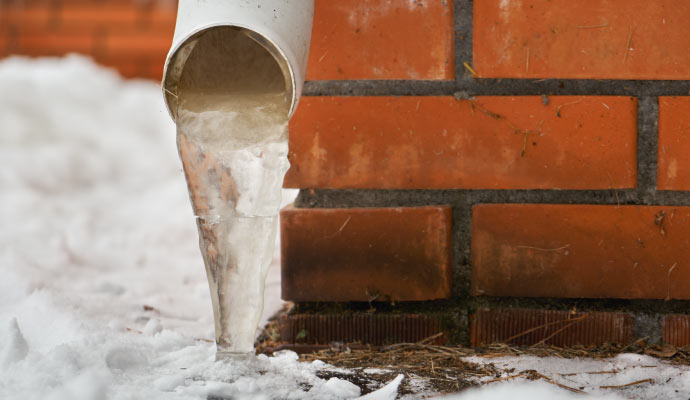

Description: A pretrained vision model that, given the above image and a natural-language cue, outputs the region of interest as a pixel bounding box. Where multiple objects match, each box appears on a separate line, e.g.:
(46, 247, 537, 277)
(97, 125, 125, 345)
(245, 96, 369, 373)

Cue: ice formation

(174, 27, 290, 355)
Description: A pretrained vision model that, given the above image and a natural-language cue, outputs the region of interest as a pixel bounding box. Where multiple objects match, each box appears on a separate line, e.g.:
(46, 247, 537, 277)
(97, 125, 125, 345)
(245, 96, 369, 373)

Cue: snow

(1, 54, 689, 399)
(462, 353, 690, 399)
(357, 375, 403, 400)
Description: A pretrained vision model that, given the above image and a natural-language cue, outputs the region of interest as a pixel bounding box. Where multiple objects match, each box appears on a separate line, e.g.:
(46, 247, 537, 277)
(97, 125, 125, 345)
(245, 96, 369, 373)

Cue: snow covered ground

(0, 55, 689, 399)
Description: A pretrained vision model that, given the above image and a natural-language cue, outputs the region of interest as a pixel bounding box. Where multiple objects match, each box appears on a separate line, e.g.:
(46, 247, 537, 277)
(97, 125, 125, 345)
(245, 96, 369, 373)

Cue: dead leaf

(644, 343, 677, 358)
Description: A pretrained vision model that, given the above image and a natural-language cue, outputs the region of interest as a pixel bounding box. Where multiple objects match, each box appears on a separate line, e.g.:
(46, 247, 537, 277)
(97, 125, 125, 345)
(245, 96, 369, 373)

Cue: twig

(601, 378, 653, 389)
(417, 332, 445, 345)
(337, 216, 352, 234)
(463, 62, 477, 76)
(532, 315, 588, 346)
(515, 244, 570, 252)
(531, 371, 585, 394)
(666, 263, 678, 301)
(623, 26, 633, 63)
(470, 101, 506, 120)
(606, 172, 621, 209)
(525, 48, 530, 73)
(502, 315, 588, 344)
(325, 216, 352, 239)
(483, 371, 526, 384)
(577, 23, 609, 29)
(163, 87, 178, 99)
(555, 100, 582, 118)
(558, 369, 619, 377)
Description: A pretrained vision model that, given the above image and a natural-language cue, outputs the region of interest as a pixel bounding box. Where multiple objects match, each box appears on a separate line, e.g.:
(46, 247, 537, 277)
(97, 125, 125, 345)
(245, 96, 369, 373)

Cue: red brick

(662, 315, 690, 347)
(472, 204, 690, 299)
(0, 32, 8, 54)
(14, 31, 95, 56)
(279, 314, 446, 346)
(470, 308, 634, 347)
(307, 0, 453, 80)
(2, 5, 57, 29)
(285, 96, 637, 190)
(280, 205, 453, 302)
(146, 2, 177, 30)
(58, 4, 143, 29)
(474, 0, 690, 80)
(93, 55, 146, 79)
(102, 30, 172, 58)
(658, 97, 690, 191)
(144, 61, 165, 81)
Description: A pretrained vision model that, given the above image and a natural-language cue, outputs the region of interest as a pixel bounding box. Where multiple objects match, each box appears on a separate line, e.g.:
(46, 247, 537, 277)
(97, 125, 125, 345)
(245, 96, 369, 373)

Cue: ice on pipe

(174, 27, 291, 355)
(0, 318, 29, 368)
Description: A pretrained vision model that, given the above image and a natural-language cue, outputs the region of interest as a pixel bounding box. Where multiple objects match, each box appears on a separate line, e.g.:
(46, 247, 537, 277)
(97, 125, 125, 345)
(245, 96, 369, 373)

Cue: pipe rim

(162, 22, 298, 121)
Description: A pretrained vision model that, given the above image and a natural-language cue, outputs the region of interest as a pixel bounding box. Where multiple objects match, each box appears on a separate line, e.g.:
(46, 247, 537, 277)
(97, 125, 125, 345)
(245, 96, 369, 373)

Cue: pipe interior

(164, 26, 292, 120)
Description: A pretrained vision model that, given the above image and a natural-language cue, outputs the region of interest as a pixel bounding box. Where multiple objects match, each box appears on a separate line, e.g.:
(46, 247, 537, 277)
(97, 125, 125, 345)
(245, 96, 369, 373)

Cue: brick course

(307, 0, 453, 80)
(279, 314, 447, 346)
(281, 205, 453, 302)
(0, 0, 175, 80)
(662, 315, 690, 347)
(473, 0, 690, 80)
(285, 96, 637, 190)
(470, 308, 634, 347)
(472, 204, 690, 300)
(658, 97, 690, 191)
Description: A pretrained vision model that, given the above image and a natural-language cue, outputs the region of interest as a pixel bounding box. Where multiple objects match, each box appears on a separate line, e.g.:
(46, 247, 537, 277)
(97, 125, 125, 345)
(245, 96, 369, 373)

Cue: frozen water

(173, 27, 291, 355)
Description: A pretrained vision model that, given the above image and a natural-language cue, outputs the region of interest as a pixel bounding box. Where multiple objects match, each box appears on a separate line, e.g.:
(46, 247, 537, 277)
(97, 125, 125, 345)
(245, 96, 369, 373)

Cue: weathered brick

(0, 31, 8, 54)
(2, 4, 57, 29)
(145, 61, 165, 81)
(470, 308, 634, 347)
(307, 0, 453, 80)
(58, 4, 143, 29)
(474, 0, 690, 79)
(281, 205, 453, 302)
(146, 2, 177, 30)
(93, 54, 146, 79)
(102, 30, 172, 58)
(662, 315, 690, 347)
(279, 314, 446, 346)
(472, 204, 690, 299)
(285, 96, 637, 190)
(14, 31, 96, 56)
(658, 97, 690, 191)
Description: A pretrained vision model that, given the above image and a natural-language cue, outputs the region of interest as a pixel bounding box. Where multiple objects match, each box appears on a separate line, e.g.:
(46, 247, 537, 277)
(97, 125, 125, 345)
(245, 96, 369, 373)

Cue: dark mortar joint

(293, 188, 690, 209)
(303, 79, 690, 98)
(637, 97, 659, 195)
(634, 313, 662, 345)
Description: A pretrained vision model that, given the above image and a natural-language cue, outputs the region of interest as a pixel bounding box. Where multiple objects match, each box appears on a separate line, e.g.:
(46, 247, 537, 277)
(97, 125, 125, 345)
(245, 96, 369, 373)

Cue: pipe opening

(163, 26, 292, 121)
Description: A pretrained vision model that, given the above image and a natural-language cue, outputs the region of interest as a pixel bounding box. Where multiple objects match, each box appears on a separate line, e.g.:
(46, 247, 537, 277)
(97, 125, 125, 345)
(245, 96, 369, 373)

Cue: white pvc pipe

(162, 0, 314, 119)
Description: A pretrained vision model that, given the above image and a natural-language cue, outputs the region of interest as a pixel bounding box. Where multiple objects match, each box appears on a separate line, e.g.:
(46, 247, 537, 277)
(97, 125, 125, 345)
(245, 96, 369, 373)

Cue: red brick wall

(0, 0, 177, 80)
(281, 0, 690, 348)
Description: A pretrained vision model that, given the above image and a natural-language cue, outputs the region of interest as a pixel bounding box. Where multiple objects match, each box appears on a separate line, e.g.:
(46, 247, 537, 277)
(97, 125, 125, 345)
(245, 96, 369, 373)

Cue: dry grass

(256, 315, 690, 395)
